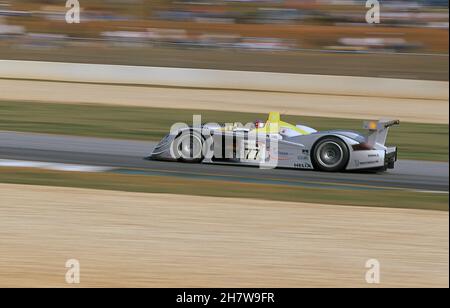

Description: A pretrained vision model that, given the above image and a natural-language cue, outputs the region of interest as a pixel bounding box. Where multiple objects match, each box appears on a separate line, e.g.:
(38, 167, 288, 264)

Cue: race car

(148, 112, 399, 172)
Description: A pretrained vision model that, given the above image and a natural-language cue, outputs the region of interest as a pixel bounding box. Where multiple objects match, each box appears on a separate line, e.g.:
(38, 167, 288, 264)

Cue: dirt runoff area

(0, 79, 448, 124)
(0, 183, 448, 288)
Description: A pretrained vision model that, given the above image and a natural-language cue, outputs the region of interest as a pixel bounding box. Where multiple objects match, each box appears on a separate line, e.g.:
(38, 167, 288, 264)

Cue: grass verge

(0, 101, 448, 161)
(0, 168, 447, 211)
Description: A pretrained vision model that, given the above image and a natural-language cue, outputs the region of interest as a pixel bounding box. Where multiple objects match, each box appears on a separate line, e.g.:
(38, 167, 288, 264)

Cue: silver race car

(149, 112, 399, 172)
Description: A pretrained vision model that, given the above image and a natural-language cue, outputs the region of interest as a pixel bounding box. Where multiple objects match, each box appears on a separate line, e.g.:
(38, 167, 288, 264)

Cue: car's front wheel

(172, 131, 204, 163)
(312, 137, 349, 172)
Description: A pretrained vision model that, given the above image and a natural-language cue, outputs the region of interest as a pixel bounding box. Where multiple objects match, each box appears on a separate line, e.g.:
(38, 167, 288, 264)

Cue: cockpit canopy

(255, 112, 317, 137)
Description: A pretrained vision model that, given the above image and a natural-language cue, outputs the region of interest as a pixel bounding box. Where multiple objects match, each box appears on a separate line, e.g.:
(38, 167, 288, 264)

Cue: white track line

(0, 159, 114, 173)
(412, 190, 449, 194)
(1, 159, 448, 194)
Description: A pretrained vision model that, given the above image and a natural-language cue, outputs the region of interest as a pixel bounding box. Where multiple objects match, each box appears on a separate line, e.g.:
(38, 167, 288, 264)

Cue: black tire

(311, 137, 349, 172)
(172, 131, 204, 163)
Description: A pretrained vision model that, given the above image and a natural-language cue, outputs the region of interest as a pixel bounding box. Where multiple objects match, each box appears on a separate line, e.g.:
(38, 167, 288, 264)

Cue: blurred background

(0, 1, 448, 288)
(0, 0, 448, 79)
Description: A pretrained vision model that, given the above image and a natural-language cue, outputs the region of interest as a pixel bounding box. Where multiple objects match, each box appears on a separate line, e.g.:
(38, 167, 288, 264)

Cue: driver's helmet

(254, 119, 265, 129)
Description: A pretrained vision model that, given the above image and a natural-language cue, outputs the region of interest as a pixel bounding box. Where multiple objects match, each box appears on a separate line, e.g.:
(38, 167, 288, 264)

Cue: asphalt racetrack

(0, 131, 448, 193)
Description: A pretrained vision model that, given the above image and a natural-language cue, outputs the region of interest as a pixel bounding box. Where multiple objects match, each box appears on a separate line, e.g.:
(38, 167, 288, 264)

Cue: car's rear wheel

(172, 131, 204, 163)
(312, 137, 349, 172)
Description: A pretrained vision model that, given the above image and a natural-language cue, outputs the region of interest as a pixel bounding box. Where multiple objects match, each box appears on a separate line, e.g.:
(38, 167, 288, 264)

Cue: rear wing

(364, 119, 400, 147)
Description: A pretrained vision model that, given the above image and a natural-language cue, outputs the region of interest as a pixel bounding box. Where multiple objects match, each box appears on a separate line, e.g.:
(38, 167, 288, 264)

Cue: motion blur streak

(0, 132, 448, 192)
(0, 0, 448, 289)
(0, 0, 448, 58)
(0, 79, 448, 124)
(0, 184, 448, 288)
